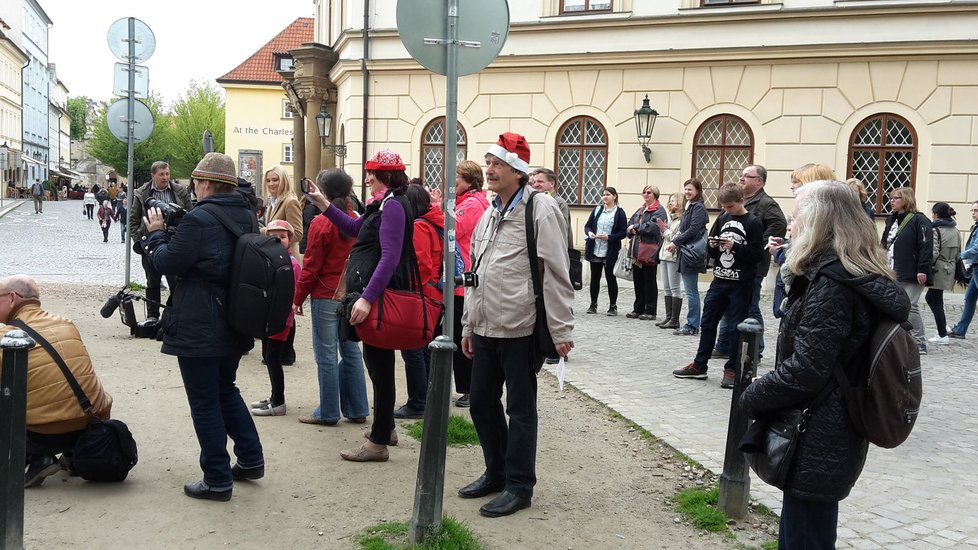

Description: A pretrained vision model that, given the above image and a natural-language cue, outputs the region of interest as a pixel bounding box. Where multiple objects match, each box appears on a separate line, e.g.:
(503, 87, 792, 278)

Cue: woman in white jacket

(656, 192, 685, 329)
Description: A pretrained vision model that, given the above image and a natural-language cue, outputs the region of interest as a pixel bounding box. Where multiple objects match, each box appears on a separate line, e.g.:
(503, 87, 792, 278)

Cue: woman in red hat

(306, 149, 415, 462)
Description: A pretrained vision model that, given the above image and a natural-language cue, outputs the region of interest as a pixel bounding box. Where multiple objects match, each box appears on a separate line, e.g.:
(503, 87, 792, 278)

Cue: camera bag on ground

(199, 204, 295, 339)
(525, 191, 558, 370)
(821, 267, 923, 449)
(10, 321, 138, 482)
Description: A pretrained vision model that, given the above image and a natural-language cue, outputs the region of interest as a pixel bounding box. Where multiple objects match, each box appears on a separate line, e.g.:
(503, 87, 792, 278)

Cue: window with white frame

(561, 0, 612, 13)
(283, 99, 293, 119)
(283, 144, 293, 164)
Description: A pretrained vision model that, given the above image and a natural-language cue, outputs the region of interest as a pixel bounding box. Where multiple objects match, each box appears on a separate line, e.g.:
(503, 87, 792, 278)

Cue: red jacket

(413, 205, 445, 290)
(455, 190, 489, 271)
(295, 208, 357, 303)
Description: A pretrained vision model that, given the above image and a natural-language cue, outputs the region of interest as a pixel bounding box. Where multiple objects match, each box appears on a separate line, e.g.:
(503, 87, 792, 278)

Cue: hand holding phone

(299, 177, 311, 195)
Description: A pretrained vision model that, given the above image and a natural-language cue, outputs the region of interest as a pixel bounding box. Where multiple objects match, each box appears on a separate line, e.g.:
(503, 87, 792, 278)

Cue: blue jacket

(962, 223, 978, 267)
(583, 205, 628, 267)
(143, 193, 255, 357)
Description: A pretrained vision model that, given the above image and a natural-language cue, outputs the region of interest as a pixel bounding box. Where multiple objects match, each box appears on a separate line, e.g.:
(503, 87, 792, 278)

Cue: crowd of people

(7, 140, 976, 543)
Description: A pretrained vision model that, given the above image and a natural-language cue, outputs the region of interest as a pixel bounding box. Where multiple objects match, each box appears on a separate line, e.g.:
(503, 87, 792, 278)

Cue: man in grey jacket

(460, 133, 575, 518)
(128, 161, 193, 320)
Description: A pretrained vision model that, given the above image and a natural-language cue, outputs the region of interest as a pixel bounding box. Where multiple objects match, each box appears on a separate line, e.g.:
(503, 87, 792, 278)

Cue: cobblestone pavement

(0, 199, 142, 286)
(5, 200, 977, 547)
(549, 275, 978, 549)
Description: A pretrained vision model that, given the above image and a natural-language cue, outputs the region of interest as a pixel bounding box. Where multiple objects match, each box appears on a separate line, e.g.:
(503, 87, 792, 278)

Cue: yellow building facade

(0, 22, 27, 187)
(301, 0, 978, 245)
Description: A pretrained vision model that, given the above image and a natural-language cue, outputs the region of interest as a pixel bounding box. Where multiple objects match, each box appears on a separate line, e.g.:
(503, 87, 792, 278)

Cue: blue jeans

(778, 492, 838, 549)
(680, 271, 701, 330)
(715, 275, 765, 355)
(952, 275, 978, 336)
(693, 279, 753, 372)
(310, 299, 369, 422)
(400, 347, 429, 410)
(177, 355, 264, 490)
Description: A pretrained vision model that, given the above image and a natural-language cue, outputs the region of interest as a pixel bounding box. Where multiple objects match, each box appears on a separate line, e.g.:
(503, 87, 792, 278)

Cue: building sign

(232, 126, 294, 136)
(238, 150, 263, 189)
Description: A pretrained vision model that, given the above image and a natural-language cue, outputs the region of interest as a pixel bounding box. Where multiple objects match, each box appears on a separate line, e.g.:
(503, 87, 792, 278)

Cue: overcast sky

(45, 0, 315, 104)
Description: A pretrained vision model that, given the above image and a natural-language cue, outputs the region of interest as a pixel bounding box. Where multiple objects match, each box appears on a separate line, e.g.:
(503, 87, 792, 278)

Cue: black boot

(655, 298, 673, 327)
(586, 303, 597, 314)
(661, 297, 681, 329)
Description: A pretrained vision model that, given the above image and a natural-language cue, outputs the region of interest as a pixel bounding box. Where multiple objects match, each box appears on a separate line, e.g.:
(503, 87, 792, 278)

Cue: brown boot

(660, 297, 681, 329)
(655, 298, 673, 327)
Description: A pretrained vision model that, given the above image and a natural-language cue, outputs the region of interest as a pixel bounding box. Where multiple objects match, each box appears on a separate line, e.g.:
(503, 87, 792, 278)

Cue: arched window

(555, 116, 608, 206)
(847, 114, 917, 216)
(421, 117, 466, 192)
(692, 115, 754, 209)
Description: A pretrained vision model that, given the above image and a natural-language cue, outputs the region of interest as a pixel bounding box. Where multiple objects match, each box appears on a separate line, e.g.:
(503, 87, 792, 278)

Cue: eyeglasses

(642, 191, 654, 195)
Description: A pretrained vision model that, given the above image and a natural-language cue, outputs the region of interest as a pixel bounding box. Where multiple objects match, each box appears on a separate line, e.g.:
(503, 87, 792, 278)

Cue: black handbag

(678, 229, 708, 273)
(525, 191, 558, 371)
(568, 248, 583, 291)
(11, 321, 138, 482)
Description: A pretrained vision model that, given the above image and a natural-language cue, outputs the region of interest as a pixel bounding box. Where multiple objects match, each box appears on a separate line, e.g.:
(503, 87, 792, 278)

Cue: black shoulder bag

(10, 320, 138, 482)
(525, 191, 559, 371)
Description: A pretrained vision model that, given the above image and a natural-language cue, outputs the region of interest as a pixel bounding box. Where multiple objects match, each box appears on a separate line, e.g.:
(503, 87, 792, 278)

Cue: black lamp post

(634, 94, 659, 163)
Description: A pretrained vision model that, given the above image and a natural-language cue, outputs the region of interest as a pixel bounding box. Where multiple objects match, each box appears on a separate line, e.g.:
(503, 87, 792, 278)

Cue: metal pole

(410, 0, 460, 543)
(718, 317, 762, 519)
(1, 330, 35, 550)
(123, 17, 137, 287)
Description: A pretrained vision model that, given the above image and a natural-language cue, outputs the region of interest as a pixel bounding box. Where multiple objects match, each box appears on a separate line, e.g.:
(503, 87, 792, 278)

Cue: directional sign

(396, 0, 509, 76)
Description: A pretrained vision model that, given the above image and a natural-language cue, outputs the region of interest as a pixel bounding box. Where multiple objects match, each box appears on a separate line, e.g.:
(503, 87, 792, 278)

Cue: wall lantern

(634, 94, 659, 163)
(316, 100, 346, 157)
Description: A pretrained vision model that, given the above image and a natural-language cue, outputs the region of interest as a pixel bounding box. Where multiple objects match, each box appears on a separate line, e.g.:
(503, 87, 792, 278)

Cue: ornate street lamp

(316, 100, 346, 157)
(634, 94, 659, 163)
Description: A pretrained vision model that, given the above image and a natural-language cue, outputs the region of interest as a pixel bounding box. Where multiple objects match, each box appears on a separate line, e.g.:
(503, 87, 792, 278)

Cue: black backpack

(200, 204, 295, 338)
(823, 269, 923, 448)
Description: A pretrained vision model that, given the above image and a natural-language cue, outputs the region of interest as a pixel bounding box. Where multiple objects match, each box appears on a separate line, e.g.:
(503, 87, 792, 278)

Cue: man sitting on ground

(0, 275, 113, 488)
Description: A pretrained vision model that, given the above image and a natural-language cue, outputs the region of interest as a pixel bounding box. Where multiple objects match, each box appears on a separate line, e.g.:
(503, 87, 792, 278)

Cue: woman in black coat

(664, 178, 709, 335)
(583, 187, 628, 315)
(143, 153, 264, 501)
(740, 181, 909, 549)
(881, 186, 932, 353)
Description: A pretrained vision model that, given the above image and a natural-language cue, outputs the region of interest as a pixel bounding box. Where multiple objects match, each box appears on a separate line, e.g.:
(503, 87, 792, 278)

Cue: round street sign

(107, 17, 156, 63)
(106, 99, 155, 143)
(397, 0, 510, 76)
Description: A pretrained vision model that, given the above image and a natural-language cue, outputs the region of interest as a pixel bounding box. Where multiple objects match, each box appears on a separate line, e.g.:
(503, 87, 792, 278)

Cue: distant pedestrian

(740, 180, 909, 550)
(82, 188, 97, 219)
(948, 200, 978, 339)
(97, 200, 116, 243)
(30, 179, 44, 214)
(925, 202, 961, 345)
(882, 186, 932, 354)
(117, 198, 129, 243)
(664, 178, 710, 336)
(624, 184, 667, 320)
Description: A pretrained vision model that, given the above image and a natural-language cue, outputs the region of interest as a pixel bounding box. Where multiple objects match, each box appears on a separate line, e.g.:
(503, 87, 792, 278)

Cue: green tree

(166, 81, 226, 179)
(66, 96, 89, 140)
(87, 93, 172, 185)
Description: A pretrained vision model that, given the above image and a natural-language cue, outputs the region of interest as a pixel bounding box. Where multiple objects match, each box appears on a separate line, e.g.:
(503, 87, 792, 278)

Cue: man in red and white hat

(459, 132, 576, 517)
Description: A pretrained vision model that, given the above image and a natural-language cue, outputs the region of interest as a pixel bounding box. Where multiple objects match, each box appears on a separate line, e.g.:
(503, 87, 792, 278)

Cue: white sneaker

(251, 403, 286, 416)
(928, 335, 950, 345)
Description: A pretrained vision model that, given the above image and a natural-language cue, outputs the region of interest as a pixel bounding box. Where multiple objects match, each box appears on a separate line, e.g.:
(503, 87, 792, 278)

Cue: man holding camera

(129, 161, 192, 321)
(0, 275, 113, 488)
(459, 133, 575, 517)
(141, 153, 264, 501)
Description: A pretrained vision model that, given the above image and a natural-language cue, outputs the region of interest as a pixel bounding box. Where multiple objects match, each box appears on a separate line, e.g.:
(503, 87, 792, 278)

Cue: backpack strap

(199, 203, 258, 237)
(9, 320, 94, 415)
(525, 190, 546, 314)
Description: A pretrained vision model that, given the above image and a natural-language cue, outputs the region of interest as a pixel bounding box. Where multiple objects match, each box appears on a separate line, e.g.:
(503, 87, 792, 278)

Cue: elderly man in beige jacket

(0, 275, 113, 488)
(460, 133, 575, 518)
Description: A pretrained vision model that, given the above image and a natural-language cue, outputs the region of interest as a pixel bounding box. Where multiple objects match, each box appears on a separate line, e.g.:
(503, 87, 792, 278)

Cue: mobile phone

(299, 178, 310, 194)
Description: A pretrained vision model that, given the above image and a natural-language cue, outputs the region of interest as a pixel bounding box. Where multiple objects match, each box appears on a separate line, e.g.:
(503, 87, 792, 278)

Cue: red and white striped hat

(486, 132, 530, 174)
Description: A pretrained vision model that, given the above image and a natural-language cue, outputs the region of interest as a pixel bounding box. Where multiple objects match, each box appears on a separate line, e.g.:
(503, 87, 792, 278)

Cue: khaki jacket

(462, 189, 575, 343)
(1, 301, 112, 434)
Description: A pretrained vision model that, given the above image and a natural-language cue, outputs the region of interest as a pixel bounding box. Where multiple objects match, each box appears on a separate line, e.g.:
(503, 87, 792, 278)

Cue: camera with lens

(145, 197, 187, 231)
(454, 271, 479, 288)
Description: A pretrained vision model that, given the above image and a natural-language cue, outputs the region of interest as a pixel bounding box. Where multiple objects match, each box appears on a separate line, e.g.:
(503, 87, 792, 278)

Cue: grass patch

(404, 415, 479, 447)
(128, 281, 146, 291)
(358, 516, 482, 550)
(753, 502, 777, 519)
(675, 486, 727, 532)
(761, 540, 778, 549)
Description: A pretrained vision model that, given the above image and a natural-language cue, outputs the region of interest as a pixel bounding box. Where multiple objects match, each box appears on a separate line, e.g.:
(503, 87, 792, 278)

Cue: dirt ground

(18, 283, 773, 549)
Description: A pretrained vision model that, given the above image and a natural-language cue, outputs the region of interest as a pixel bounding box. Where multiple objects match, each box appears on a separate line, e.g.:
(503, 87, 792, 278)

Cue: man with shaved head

(0, 275, 113, 488)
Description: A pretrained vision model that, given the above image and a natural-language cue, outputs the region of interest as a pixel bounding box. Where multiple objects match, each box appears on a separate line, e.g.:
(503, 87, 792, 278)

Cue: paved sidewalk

(550, 284, 978, 549)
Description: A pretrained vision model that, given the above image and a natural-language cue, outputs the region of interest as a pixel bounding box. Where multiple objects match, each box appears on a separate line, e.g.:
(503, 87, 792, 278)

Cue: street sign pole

(124, 17, 136, 285)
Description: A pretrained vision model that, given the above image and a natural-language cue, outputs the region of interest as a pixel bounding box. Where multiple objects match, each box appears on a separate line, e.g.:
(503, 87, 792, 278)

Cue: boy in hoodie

(673, 183, 764, 388)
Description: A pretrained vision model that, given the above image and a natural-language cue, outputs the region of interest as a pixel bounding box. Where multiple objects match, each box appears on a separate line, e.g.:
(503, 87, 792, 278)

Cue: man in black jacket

(129, 161, 193, 320)
(715, 164, 787, 359)
(142, 153, 263, 501)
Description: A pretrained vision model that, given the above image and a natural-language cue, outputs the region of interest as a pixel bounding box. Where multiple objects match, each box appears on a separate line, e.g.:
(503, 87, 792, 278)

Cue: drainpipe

(361, 0, 371, 203)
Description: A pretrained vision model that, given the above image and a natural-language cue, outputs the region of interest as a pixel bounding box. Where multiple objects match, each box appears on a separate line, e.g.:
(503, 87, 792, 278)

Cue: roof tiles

(217, 17, 314, 84)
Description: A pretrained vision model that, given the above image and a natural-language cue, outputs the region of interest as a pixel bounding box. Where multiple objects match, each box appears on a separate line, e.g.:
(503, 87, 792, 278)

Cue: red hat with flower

(486, 132, 530, 174)
(364, 149, 406, 171)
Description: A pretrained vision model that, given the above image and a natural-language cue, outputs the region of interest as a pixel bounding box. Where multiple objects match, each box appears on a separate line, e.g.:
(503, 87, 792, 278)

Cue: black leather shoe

(479, 490, 531, 517)
(393, 404, 425, 419)
(184, 480, 232, 501)
(458, 474, 505, 499)
(231, 464, 265, 481)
